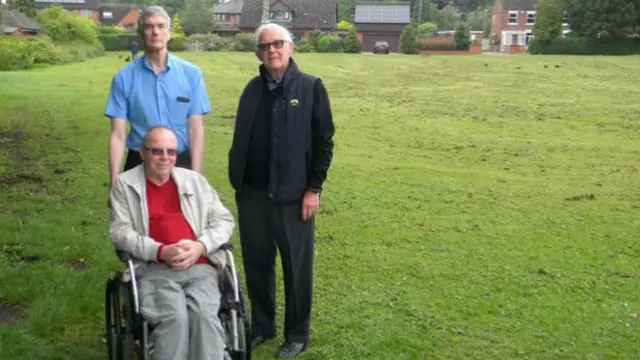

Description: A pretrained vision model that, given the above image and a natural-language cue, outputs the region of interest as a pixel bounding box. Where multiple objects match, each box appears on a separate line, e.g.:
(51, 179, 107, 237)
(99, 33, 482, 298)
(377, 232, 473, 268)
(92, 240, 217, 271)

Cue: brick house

(490, 0, 569, 53)
(238, 0, 338, 41)
(353, 1, 411, 53)
(213, 0, 243, 37)
(2, 9, 40, 35)
(35, 0, 101, 23)
(99, 3, 142, 29)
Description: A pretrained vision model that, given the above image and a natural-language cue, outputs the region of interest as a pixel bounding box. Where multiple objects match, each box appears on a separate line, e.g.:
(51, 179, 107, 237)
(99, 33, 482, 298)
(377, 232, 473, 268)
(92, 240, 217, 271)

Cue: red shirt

(146, 177, 208, 264)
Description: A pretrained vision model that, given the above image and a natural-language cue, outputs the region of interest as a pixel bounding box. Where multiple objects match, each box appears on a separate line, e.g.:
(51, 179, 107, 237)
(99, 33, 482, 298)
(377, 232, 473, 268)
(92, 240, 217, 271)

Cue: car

(373, 40, 390, 54)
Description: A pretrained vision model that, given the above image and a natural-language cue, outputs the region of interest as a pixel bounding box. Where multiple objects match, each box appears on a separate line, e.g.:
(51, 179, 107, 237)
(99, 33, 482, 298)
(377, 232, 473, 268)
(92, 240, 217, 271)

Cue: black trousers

(236, 186, 315, 344)
(122, 149, 192, 171)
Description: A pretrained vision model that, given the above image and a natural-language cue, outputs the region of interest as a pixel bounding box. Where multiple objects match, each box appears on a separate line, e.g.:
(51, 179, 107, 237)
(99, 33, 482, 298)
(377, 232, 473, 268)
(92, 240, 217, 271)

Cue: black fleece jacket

(228, 58, 335, 202)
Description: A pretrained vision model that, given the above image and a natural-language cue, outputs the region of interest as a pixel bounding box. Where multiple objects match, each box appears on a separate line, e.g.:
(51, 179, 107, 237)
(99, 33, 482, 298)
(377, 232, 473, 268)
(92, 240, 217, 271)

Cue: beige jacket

(109, 165, 235, 268)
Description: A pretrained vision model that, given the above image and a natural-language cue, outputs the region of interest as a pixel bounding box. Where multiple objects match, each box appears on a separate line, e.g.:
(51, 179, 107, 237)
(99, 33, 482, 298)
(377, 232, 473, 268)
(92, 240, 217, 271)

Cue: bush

(233, 33, 256, 52)
(99, 33, 138, 51)
(187, 33, 233, 51)
(528, 37, 640, 55)
(454, 23, 470, 50)
(400, 23, 419, 54)
(37, 6, 100, 45)
(417, 22, 437, 35)
(342, 26, 362, 53)
(295, 40, 315, 53)
(419, 42, 459, 51)
(168, 35, 187, 52)
(315, 35, 343, 53)
(0, 36, 103, 71)
(337, 20, 354, 30)
(98, 26, 122, 35)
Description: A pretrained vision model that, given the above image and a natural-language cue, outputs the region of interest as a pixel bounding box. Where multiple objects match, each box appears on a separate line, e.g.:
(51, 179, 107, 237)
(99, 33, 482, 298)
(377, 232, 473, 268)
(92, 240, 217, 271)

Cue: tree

(417, 22, 437, 35)
(565, 0, 637, 38)
(342, 25, 361, 53)
(171, 13, 184, 35)
(533, 0, 564, 40)
(454, 22, 471, 49)
(180, 0, 215, 34)
(7, 0, 36, 17)
(338, 0, 356, 22)
(399, 22, 419, 54)
(261, 0, 269, 24)
(434, 4, 459, 30)
(412, 0, 438, 23)
(337, 20, 354, 30)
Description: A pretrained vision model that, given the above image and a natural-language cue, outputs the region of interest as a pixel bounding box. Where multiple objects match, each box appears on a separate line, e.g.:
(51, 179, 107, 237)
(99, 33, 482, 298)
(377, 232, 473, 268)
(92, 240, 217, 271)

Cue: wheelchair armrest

(218, 243, 233, 252)
(116, 250, 132, 262)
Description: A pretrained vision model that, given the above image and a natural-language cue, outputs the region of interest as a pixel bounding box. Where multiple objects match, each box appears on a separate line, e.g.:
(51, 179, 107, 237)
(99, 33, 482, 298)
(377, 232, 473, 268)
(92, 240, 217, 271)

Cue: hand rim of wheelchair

(105, 243, 251, 360)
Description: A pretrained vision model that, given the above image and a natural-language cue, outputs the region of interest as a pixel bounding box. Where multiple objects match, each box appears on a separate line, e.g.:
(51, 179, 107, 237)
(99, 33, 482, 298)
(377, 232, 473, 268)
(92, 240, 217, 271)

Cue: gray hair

(137, 5, 171, 35)
(254, 23, 293, 43)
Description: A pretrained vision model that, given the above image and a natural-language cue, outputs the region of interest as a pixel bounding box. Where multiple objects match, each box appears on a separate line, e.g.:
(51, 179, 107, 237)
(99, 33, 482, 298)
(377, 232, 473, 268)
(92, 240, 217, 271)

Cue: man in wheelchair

(108, 126, 235, 360)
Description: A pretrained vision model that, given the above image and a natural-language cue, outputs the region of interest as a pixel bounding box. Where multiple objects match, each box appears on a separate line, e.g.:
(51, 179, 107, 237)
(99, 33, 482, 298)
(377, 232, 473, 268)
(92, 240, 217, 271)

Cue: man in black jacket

(228, 23, 335, 358)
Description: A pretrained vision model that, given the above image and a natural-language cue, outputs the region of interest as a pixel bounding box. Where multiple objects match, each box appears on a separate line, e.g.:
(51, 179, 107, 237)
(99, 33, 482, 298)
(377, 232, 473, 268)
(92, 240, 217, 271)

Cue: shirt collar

(141, 53, 175, 74)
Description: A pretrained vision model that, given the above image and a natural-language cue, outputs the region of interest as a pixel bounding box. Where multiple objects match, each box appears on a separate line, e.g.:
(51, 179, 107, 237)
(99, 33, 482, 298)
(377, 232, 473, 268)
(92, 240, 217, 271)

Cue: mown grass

(0, 52, 639, 360)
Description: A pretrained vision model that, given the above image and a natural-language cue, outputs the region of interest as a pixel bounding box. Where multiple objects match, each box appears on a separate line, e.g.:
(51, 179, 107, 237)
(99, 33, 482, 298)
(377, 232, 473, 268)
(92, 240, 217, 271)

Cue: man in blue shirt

(105, 5, 211, 188)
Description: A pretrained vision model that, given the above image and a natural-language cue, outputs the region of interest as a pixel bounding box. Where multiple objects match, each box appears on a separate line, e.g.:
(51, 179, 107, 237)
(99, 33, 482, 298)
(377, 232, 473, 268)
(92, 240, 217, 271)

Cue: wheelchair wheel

(105, 276, 147, 360)
(220, 267, 252, 360)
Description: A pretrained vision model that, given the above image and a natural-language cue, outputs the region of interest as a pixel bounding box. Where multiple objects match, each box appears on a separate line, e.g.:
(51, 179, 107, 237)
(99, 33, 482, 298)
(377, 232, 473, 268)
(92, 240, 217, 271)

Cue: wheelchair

(104, 243, 251, 360)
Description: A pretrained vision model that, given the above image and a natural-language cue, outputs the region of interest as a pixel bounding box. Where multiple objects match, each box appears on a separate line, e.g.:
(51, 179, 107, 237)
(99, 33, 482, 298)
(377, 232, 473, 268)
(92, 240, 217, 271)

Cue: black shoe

(250, 335, 273, 350)
(276, 342, 307, 358)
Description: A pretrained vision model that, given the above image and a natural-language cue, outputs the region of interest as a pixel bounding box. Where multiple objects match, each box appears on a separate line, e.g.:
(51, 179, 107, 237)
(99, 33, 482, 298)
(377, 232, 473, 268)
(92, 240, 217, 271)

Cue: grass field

(1, 51, 639, 360)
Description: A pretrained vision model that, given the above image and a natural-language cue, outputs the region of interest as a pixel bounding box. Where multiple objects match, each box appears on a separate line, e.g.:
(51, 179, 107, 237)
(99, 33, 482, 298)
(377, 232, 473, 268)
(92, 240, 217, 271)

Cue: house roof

(354, 1, 411, 24)
(239, 0, 338, 30)
(214, 0, 243, 14)
(2, 9, 40, 31)
(501, 0, 537, 11)
(99, 3, 141, 26)
(35, 0, 100, 10)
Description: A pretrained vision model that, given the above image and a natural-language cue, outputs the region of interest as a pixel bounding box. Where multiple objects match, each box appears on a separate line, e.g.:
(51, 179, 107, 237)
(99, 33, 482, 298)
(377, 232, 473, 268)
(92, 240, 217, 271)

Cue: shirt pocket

(171, 96, 191, 126)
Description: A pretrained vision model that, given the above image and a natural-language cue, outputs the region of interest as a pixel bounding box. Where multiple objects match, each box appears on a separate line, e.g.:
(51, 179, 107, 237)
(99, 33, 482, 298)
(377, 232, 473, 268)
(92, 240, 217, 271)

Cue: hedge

(99, 33, 138, 51)
(0, 36, 103, 71)
(528, 37, 640, 55)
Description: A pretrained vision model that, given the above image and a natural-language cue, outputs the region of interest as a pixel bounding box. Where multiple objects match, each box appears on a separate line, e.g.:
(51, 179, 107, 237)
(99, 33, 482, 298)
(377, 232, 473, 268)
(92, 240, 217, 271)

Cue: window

(79, 9, 92, 17)
(103, 11, 113, 19)
(508, 11, 517, 25)
(269, 11, 291, 21)
(215, 13, 230, 21)
(526, 11, 535, 25)
(511, 33, 519, 45)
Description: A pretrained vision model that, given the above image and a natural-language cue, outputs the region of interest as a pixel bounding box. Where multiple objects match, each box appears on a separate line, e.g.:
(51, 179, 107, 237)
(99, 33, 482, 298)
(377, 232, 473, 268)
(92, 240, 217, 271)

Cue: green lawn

(1, 52, 639, 360)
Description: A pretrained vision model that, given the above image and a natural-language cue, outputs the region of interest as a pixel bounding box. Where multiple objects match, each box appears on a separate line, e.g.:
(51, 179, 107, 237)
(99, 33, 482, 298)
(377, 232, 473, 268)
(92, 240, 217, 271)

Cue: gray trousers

(138, 263, 225, 360)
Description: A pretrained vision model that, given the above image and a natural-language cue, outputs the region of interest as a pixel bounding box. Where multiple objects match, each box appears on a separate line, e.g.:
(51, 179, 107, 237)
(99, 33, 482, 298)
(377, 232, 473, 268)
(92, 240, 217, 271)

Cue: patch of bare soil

(0, 300, 22, 326)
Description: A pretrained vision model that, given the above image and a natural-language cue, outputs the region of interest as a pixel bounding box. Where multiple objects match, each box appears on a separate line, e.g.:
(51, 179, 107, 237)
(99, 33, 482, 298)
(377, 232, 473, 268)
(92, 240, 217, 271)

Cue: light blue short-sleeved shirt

(105, 54, 211, 153)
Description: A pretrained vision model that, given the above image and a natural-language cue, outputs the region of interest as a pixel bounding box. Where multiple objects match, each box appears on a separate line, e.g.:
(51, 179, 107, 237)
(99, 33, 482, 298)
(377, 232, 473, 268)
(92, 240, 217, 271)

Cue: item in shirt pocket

(176, 96, 190, 103)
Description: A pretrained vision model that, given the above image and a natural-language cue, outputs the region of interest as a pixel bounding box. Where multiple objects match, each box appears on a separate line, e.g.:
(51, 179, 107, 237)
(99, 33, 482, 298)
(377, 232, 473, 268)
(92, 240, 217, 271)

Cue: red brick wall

(217, 14, 240, 25)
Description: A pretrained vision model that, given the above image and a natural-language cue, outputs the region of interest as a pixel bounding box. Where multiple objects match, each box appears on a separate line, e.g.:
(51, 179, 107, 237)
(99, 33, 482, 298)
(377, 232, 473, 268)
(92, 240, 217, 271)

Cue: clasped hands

(159, 239, 205, 270)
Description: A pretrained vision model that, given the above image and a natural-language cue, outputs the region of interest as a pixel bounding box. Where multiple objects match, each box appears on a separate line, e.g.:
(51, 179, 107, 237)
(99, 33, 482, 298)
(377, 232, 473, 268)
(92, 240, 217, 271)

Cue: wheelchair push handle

(117, 250, 132, 262)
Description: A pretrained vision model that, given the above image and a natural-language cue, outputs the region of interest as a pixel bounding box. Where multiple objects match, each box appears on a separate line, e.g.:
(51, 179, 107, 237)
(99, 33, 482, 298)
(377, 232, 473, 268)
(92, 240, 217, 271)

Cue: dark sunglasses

(257, 40, 286, 51)
(144, 146, 177, 157)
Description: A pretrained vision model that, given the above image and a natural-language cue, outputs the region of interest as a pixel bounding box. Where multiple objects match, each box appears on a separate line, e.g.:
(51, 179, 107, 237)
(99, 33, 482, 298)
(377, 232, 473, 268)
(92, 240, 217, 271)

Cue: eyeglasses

(144, 146, 177, 157)
(257, 40, 286, 51)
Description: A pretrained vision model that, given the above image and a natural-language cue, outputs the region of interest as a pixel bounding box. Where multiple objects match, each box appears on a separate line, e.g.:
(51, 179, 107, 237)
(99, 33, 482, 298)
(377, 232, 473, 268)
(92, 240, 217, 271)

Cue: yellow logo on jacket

(290, 99, 299, 106)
